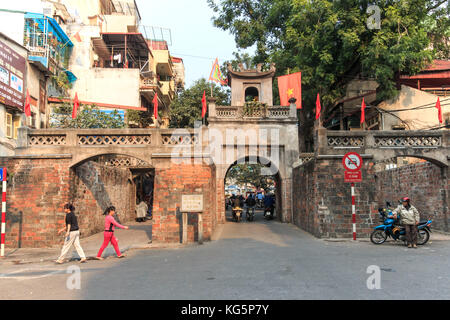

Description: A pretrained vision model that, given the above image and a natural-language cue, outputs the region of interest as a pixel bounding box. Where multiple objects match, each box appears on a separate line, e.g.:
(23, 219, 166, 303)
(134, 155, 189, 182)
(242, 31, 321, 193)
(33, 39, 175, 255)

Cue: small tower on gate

(227, 63, 276, 106)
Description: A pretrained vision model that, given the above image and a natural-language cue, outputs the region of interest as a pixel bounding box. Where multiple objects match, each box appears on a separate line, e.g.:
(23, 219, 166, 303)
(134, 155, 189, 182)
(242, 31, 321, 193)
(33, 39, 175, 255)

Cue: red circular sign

(342, 152, 363, 172)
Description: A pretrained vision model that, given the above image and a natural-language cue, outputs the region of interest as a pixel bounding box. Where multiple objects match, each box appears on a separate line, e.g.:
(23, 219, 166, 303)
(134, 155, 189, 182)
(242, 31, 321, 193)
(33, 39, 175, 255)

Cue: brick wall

(0, 157, 137, 248)
(293, 158, 449, 238)
(152, 162, 216, 243)
(0, 157, 72, 248)
(293, 158, 379, 239)
(375, 162, 449, 232)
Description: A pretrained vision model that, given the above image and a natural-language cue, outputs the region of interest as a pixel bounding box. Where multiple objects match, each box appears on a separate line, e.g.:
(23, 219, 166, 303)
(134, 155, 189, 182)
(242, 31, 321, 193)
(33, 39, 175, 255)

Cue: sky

(135, 0, 254, 88)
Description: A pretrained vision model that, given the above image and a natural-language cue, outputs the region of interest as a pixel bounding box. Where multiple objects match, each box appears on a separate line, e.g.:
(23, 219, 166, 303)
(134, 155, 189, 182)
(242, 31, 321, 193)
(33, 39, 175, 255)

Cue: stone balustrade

(214, 105, 292, 120)
(316, 129, 449, 166)
(20, 128, 202, 148)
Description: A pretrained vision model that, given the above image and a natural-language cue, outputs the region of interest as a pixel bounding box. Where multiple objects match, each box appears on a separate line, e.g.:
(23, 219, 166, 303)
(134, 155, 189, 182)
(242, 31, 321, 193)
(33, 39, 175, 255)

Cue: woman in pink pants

(95, 206, 129, 260)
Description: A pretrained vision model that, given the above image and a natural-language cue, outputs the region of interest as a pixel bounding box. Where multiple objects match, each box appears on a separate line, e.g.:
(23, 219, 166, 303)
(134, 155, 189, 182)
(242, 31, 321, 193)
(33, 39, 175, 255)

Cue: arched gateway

(0, 64, 448, 248)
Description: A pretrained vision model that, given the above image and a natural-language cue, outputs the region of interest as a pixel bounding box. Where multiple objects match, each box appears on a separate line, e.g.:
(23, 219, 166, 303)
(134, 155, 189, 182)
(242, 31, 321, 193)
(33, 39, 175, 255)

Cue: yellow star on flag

(287, 88, 294, 97)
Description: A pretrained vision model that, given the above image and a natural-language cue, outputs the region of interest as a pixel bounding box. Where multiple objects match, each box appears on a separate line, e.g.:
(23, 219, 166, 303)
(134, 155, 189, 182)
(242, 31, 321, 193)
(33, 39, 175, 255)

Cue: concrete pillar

(289, 99, 298, 119)
(16, 127, 30, 148)
(208, 97, 217, 118)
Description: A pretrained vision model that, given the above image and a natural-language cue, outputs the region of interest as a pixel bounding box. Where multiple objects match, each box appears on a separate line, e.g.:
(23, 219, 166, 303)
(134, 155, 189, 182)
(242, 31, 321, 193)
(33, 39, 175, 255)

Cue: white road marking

(0, 267, 66, 281)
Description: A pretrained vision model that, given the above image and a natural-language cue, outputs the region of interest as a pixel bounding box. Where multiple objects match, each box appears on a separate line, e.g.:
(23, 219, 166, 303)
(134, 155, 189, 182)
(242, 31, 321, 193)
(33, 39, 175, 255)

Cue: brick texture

(0, 158, 137, 248)
(152, 162, 216, 243)
(375, 162, 449, 232)
(293, 158, 449, 238)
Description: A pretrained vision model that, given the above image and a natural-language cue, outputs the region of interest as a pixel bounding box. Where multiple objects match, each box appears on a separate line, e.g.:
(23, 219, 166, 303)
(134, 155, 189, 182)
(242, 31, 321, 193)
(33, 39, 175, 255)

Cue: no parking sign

(343, 152, 363, 183)
(342, 154, 362, 241)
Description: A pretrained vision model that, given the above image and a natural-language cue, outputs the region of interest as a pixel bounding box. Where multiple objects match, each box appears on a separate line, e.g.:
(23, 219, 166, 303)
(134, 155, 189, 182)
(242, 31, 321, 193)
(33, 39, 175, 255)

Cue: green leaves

(208, 0, 448, 114)
(50, 104, 125, 129)
(226, 163, 275, 191)
(169, 78, 230, 128)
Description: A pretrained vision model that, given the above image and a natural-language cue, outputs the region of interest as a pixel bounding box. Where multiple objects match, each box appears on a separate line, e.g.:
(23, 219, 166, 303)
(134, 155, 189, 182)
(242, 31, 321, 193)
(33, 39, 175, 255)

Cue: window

(13, 116, 21, 139)
(5, 113, 13, 138)
(28, 112, 36, 128)
(245, 87, 259, 102)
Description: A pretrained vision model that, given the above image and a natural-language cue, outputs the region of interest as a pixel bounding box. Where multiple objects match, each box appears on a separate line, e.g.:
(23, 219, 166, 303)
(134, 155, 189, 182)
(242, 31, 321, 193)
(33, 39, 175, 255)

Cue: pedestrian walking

(393, 197, 420, 248)
(56, 203, 87, 264)
(95, 206, 129, 260)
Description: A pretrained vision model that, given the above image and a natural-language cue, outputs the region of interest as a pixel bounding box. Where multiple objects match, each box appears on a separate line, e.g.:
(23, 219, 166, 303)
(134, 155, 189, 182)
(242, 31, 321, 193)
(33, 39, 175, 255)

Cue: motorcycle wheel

(370, 230, 387, 244)
(417, 229, 430, 245)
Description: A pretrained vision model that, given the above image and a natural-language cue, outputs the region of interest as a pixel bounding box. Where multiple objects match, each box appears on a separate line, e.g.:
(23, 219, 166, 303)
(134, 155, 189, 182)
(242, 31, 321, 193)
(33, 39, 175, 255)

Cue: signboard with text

(181, 195, 204, 212)
(0, 40, 26, 110)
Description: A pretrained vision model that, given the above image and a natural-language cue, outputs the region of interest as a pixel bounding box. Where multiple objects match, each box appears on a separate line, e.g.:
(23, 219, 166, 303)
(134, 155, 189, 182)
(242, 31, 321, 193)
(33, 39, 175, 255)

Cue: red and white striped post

(351, 182, 356, 241)
(1, 168, 7, 257)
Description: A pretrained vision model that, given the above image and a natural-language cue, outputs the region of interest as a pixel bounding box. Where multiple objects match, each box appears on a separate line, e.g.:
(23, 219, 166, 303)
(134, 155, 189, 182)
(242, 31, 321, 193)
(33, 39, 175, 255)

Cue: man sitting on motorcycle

(245, 193, 256, 216)
(264, 194, 275, 218)
(392, 197, 420, 248)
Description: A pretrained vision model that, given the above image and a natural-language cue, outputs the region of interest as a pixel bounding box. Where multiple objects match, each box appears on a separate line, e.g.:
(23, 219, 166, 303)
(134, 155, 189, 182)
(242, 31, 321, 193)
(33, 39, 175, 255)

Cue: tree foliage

(169, 78, 230, 128)
(226, 163, 276, 192)
(126, 109, 154, 128)
(208, 0, 449, 112)
(50, 104, 125, 129)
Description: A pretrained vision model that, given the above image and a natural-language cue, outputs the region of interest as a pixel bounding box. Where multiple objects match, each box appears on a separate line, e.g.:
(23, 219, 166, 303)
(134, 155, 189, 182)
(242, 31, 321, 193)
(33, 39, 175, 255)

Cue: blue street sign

(0, 169, 3, 181)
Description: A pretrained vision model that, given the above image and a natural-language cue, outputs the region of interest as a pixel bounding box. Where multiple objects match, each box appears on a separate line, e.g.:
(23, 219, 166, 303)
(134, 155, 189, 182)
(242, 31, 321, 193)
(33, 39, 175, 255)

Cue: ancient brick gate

(0, 123, 448, 247)
(0, 63, 448, 247)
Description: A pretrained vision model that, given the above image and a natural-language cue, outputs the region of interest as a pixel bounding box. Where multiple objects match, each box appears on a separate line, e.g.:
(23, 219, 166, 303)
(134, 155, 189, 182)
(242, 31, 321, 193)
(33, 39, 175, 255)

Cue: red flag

(277, 72, 302, 108)
(153, 93, 158, 119)
(360, 98, 366, 124)
(201, 90, 207, 119)
(316, 93, 321, 120)
(72, 92, 79, 119)
(24, 89, 31, 117)
(73, 31, 82, 42)
(436, 97, 443, 124)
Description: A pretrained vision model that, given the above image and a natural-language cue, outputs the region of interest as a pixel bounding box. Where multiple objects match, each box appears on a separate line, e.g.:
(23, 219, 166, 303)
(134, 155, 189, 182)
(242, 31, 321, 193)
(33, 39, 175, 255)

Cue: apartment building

(0, 1, 76, 155)
(48, 0, 180, 128)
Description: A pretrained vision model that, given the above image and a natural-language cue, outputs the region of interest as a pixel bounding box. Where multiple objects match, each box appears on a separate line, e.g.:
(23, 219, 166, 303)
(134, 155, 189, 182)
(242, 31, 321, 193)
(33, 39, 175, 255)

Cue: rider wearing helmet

(392, 197, 420, 248)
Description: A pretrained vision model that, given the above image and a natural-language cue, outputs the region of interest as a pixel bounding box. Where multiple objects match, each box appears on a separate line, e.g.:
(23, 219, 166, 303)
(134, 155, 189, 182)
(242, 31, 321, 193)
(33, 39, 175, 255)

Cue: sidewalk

(0, 220, 183, 266)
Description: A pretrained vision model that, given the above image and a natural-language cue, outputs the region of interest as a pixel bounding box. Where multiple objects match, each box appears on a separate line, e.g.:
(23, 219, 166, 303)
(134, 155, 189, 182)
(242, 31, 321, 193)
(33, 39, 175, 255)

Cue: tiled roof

(424, 60, 450, 72)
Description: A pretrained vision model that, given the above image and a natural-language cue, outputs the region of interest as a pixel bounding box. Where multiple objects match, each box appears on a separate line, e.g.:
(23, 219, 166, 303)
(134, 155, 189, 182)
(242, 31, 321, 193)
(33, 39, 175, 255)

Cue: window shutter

(6, 113, 12, 138)
(13, 116, 21, 139)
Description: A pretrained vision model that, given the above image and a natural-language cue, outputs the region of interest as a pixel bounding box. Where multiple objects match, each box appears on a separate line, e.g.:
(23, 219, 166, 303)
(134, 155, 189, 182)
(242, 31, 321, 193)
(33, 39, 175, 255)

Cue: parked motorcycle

(370, 203, 432, 245)
(233, 206, 243, 222)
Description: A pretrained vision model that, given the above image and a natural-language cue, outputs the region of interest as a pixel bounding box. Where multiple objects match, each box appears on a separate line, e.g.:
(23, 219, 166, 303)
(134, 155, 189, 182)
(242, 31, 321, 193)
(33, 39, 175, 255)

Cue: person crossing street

(96, 206, 129, 260)
(56, 203, 87, 264)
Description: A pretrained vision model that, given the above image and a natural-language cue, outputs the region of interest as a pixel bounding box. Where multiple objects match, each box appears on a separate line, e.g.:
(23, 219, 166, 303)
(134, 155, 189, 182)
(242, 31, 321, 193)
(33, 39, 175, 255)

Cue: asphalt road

(0, 209, 449, 300)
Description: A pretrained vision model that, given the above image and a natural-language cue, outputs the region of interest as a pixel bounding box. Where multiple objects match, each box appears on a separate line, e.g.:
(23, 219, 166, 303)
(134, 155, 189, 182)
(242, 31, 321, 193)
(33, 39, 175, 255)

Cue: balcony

(140, 73, 162, 102)
(24, 13, 73, 74)
(152, 50, 174, 77)
(160, 80, 175, 100)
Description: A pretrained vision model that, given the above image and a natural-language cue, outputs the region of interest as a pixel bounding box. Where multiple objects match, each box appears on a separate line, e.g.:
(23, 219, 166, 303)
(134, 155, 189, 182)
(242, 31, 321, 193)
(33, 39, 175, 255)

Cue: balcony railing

(213, 105, 293, 120)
